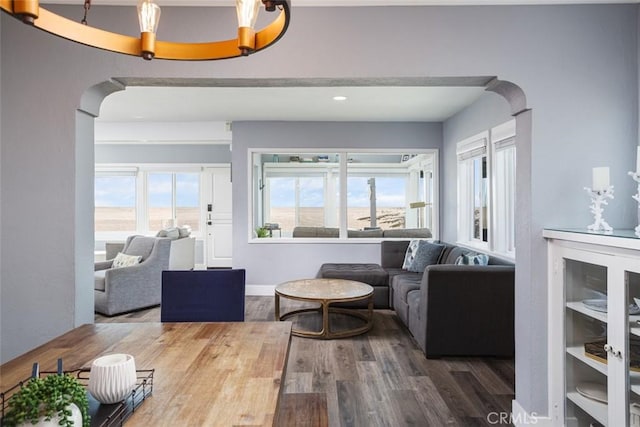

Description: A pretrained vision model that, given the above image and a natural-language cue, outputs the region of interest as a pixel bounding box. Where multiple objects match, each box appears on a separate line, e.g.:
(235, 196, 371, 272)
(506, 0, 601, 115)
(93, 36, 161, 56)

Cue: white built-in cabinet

(545, 229, 640, 426)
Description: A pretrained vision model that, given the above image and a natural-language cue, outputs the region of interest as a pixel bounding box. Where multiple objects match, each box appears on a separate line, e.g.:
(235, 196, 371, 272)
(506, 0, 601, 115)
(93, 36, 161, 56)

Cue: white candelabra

(584, 186, 614, 233)
(629, 170, 640, 237)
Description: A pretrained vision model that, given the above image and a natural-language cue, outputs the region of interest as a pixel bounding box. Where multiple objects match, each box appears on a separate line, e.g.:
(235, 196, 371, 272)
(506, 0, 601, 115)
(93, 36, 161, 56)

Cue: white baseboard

(246, 284, 276, 296)
(509, 400, 553, 426)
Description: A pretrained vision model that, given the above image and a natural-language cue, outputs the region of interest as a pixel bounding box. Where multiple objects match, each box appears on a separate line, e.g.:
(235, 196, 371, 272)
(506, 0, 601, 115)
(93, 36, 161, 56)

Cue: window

(456, 120, 515, 257)
(251, 150, 438, 239)
(148, 172, 200, 231)
(95, 171, 137, 233)
(95, 166, 202, 240)
(491, 122, 516, 255)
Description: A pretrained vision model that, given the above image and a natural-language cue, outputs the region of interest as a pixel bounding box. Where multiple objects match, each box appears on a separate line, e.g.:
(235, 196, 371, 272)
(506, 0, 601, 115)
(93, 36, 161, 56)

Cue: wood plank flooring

(96, 296, 515, 426)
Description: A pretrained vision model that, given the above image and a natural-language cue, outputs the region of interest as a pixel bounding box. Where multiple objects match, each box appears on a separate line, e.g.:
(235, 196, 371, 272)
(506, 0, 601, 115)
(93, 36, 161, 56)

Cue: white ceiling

(98, 86, 488, 123)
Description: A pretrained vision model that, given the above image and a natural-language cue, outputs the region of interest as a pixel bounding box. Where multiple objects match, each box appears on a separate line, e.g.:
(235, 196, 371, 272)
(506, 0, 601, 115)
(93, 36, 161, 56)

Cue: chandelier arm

(0, 0, 291, 61)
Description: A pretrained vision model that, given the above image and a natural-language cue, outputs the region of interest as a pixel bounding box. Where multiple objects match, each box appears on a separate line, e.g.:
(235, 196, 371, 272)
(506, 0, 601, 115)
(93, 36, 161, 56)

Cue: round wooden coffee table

(275, 278, 374, 339)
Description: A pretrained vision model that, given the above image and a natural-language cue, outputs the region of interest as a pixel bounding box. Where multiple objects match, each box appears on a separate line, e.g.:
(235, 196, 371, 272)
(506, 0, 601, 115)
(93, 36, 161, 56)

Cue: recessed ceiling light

(333, 95, 347, 101)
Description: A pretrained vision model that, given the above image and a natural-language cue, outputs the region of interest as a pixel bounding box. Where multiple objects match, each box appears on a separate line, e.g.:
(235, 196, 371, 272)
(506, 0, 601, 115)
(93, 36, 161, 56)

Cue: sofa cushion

(112, 252, 142, 268)
(440, 245, 468, 265)
(347, 229, 384, 238)
(95, 270, 106, 291)
(382, 228, 432, 238)
(124, 236, 155, 260)
(319, 263, 388, 287)
(455, 253, 490, 265)
(381, 241, 411, 269)
(392, 274, 422, 304)
(408, 241, 445, 273)
(402, 239, 422, 269)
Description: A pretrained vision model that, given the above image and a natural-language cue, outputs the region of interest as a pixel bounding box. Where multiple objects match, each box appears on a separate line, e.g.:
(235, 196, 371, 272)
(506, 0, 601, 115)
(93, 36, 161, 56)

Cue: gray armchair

(94, 235, 171, 316)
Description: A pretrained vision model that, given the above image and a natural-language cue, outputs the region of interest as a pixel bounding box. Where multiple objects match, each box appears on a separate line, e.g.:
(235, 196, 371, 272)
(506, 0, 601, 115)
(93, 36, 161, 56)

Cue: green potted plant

(255, 227, 270, 238)
(3, 373, 90, 427)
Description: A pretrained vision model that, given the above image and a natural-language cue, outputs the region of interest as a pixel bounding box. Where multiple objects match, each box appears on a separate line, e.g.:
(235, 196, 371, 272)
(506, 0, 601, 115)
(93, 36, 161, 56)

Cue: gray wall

(1, 4, 638, 416)
(232, 121, 442, 286)
(95, 144, 231, 164)
(442, 92, 513, 243)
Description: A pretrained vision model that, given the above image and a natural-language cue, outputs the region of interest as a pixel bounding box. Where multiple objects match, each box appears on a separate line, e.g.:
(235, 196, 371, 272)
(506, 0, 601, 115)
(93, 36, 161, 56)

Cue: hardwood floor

(96, 297, 515, 426)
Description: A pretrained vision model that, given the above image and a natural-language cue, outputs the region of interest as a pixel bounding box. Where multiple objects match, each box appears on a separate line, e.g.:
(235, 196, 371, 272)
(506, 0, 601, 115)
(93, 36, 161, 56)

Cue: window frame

(456, 120, 516, 259)
(95, 163, 211, 242)
(248, 148, 439, 243)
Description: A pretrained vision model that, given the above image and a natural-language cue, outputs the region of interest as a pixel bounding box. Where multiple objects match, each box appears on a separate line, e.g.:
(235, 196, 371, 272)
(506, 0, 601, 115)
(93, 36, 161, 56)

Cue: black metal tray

(1, 366, 154, 427)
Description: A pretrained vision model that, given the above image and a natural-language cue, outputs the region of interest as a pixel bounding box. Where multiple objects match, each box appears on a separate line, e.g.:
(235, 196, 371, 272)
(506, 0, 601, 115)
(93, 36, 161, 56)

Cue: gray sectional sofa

(293, 226, 432, 238)
(319, 240, 515, 358)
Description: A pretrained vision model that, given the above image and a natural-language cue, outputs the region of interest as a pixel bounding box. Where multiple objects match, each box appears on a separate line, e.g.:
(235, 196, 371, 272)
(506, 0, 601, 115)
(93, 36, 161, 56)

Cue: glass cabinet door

(564, 257, 609, 426)
(628, 269, 640, 427)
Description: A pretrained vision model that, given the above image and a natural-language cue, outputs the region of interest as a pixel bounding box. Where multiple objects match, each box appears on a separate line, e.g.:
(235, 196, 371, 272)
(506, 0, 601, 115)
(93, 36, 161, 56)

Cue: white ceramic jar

(88, 354, 137, 404)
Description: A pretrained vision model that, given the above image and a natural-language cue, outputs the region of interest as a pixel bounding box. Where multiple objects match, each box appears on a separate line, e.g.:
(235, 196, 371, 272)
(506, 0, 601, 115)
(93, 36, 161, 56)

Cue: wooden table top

(0, 322, 292, 426)
(275, 278, 373, 301)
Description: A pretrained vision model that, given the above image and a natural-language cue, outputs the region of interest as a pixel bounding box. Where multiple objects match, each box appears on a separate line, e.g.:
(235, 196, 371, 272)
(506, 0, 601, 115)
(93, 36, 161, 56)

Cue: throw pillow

(402, 239, 422, 270)
(455, 253, 490, 266)
(112, 252, 142, 269)
(408, 241, 445, 273)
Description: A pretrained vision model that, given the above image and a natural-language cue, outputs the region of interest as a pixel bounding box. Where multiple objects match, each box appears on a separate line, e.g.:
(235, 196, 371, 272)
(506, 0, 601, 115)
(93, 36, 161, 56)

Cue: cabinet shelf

(567, 346, 640, 396)
(566, 301, 607, 323)
(567, 390, 608, 426)
(566, 301, 640, 337)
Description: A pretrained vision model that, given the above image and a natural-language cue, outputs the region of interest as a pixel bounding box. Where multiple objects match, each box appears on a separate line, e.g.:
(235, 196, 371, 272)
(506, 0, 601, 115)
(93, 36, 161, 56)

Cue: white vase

(88, 353, 137, 404)
(17, 403, 82, 427)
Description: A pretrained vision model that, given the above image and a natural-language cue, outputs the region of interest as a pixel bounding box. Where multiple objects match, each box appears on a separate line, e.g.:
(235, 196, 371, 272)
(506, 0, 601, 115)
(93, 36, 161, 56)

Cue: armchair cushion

(112, 252, 142, 268)
(95, 270, 106, 291)
(123, 236, 156, 260)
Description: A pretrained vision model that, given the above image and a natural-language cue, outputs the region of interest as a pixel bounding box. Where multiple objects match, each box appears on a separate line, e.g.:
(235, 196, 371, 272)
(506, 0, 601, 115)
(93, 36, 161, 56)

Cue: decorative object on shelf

(0, 0, 290, 61)
(584, 337, 640, 372)
(585, 167, 614, 232)
(632, 403, 640, 427)
(575, 381, 607, 404)
(88, 354, 137, 405)
(2, 359, 89, 427)
(582, 298, 640, 314)
(628, 146, 640, 237)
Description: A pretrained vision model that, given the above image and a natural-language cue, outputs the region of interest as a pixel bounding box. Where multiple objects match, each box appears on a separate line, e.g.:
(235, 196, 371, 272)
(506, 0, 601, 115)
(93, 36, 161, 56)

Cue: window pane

(95, 175, 137, 232)
(473, 156, 488, 242)
(347, 153, 423, 233)
(347, 176, 407, 230)
(266, 177, 296, 232)
(148, 173, 173, 230)
(494, 147, 515, 254)
(298, 177, 325, 227)
(176, 173, 200, 232)
(257, 152, 338, 237)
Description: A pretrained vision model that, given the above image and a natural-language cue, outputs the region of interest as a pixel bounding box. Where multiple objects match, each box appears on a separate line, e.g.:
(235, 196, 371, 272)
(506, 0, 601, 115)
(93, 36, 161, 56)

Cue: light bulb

(137, 0, 161, 34)
(236, 0, 260, 30)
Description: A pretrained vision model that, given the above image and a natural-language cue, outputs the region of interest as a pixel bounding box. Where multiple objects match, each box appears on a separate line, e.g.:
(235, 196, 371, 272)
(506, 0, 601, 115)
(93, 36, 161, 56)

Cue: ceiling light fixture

(0, 0, 291, 60)
(333, 96, 347, 101)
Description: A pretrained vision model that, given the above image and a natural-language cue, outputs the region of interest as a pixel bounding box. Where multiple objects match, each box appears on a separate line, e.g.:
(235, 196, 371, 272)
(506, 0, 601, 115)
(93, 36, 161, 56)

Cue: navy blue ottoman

(161, 269, 246, 322)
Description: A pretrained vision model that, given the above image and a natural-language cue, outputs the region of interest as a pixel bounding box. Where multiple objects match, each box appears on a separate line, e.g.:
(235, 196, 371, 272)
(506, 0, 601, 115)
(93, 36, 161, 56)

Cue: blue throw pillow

(455, 253, 490, 265)
(408, 241, 445, 273)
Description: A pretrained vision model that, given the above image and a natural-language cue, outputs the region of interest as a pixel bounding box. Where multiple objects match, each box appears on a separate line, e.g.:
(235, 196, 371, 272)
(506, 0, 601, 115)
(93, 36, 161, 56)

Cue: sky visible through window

(268, 176, 406, 207)
(95, 173, 199, 207)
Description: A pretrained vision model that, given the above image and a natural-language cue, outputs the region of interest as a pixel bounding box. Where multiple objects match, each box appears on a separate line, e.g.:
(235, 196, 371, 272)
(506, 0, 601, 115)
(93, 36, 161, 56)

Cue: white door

(205, 166, 233, 268)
